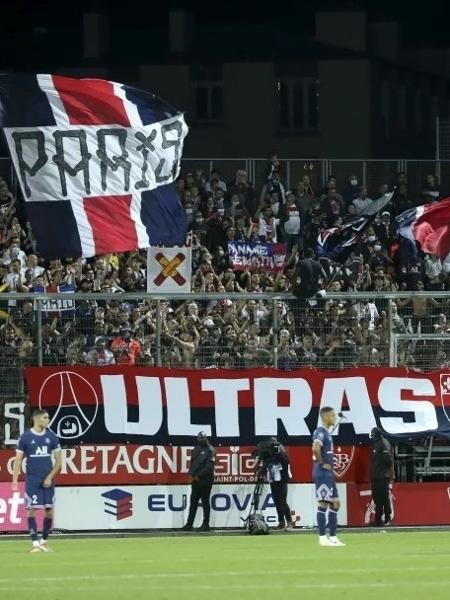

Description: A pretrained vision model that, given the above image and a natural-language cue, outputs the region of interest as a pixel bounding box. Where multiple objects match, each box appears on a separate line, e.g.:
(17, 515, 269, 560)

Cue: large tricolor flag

(396, 198, 450, 260)
(0, 74, 188, 258)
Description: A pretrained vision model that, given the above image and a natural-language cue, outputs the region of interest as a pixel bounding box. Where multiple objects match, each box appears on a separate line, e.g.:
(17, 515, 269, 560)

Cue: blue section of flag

(316, 216, 372, 263)
(0, 75, 56, 127)
(122, 85, 178, 126)
(140, 183, 187, 246)
(26, 201, 82, 258)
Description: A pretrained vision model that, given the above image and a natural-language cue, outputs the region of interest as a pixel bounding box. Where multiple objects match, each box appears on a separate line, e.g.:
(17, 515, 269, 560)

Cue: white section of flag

(147, 246, 192, 293)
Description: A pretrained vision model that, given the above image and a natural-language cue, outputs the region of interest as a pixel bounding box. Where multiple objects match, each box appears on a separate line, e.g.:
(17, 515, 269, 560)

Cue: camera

(252, 438, 281, 467)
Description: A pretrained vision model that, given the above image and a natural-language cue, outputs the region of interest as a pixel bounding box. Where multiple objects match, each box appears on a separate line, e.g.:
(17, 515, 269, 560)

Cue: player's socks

(42, 517, 53, 540)
(328, 508, 338, 537)
(27, 517, 38, 542)
(317, 507, 327, 536)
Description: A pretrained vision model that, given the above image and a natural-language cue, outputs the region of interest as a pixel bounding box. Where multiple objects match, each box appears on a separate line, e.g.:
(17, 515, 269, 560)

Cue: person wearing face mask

(182, 432, 216, 532)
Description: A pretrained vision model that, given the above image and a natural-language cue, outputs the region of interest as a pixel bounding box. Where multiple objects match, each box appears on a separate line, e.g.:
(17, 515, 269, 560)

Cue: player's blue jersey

(312, 425, 334, 469)
(17, 428, 60, 481)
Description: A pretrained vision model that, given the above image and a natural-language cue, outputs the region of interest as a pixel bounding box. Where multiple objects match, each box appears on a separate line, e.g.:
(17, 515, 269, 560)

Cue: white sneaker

(319, 536, 336, 547)
(30, 542, 42, 553)
(328, 536, 346, 546)
(39, 540, 53, 553)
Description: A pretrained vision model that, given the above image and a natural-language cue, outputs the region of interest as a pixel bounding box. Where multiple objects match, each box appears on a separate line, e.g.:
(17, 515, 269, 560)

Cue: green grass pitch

(1, 531, 450, 600)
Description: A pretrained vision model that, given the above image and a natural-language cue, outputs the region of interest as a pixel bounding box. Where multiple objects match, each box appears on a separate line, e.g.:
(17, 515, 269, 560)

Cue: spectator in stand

(295, 181, 315, 213)
(342, 174, 360, 207)
(258, 206, 280, 243)
(320, 187, 345, 226)
(86, 337, 115, 365)
(111, 326, 142, 365)
(421, 174, 441, 203)
(204, 169, 227, 194)
(373, 211, 393, 249)
(281, 190, 302, 251)
(266, 154, 282, 180)
(321, 176, 343, 203)
(228, 169, 256, 215)
(260, 171, 287, 208)
(353, 186, 373, 214)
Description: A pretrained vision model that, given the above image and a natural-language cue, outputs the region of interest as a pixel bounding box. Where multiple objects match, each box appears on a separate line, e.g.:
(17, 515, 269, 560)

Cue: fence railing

(0, 291, 449, 382)
(179, 158, 449, 195)
(1, 156, 448, 198)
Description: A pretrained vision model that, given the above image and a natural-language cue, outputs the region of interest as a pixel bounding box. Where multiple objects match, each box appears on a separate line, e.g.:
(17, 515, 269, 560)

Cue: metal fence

(1, 290, 450, 380)
(179, 158, 450, 195)
(1, 155, 448, 198)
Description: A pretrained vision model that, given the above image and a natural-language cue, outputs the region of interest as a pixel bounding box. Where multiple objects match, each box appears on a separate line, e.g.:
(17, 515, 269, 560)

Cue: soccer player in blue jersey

(12, 409, 61, 553)
(312, 406, 345, 547)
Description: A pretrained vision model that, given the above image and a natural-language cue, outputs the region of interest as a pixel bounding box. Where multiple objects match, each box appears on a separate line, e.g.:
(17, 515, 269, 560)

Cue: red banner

(24, 366, 450, 445)
(0, 445, 371, 485)
(347, 482, 450, 526)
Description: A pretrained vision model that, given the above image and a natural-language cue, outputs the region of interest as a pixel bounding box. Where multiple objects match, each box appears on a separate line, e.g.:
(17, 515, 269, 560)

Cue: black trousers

(270, 481, 292, 525)
(371, 478, 391, 525)
(186, 481, 213, 526)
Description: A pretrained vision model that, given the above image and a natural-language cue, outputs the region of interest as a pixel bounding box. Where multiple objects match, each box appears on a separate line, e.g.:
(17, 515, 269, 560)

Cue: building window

(193, 83, 223, 123)
(277, 78, 319, 131)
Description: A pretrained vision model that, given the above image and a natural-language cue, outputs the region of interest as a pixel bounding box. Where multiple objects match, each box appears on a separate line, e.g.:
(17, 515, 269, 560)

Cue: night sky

(0, 0, 448, 48)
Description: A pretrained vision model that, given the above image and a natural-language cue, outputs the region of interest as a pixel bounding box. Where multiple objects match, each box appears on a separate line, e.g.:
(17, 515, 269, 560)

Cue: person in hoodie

(182, 432, 216, 532)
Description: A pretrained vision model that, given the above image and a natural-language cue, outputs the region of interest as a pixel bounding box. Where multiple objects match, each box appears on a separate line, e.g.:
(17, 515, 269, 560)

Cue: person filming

(255, 437, 294, 531)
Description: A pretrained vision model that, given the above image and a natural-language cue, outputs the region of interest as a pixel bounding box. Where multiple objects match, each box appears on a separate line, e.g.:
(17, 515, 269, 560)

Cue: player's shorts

(24, 477, 55, 509)
(314, 469, 339, 502)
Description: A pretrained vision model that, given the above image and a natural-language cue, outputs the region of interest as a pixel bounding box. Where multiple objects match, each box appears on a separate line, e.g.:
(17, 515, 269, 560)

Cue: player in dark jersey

(12, 409, 61, 553)
(312, 406, 345, 547)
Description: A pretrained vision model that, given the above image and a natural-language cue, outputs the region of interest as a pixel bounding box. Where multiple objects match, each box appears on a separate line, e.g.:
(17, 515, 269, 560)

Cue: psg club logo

(38, 371, 99, 440)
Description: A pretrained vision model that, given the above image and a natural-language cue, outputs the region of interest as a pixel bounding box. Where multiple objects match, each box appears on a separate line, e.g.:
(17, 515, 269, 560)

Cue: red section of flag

(52, 75, 130, 126)
(83, 195, 138, 255)
(413, 197, 450, 259)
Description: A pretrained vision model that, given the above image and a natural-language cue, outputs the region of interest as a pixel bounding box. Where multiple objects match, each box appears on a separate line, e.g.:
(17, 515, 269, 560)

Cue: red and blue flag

(0, 74, 188, 258)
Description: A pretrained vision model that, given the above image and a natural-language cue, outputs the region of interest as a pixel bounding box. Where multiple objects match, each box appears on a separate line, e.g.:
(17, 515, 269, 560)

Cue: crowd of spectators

(1, 159, 450, 379)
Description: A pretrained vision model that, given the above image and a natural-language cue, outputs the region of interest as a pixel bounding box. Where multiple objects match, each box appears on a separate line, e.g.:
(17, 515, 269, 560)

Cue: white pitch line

(3, 555, 445, 568)
(3, 580, 450, 593)
(2, 564, 450, 585)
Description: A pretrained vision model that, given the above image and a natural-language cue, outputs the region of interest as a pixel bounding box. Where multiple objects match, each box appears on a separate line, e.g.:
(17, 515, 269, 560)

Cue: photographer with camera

(254, 437, 294, 531)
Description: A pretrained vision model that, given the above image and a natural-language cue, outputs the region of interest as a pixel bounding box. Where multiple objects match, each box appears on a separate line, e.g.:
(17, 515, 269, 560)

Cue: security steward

(370, 427, 394, 526)
(182, 431, 216, 532)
